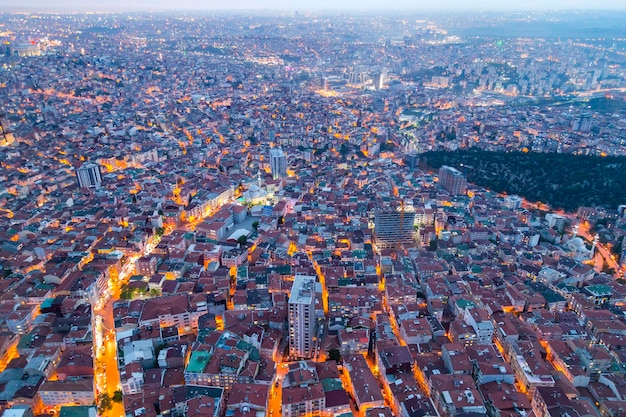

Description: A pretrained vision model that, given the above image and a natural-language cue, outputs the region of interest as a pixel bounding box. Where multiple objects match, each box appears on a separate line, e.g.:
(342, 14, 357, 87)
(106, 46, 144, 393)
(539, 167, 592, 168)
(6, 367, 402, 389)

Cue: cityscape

(1, 4, 626, 417)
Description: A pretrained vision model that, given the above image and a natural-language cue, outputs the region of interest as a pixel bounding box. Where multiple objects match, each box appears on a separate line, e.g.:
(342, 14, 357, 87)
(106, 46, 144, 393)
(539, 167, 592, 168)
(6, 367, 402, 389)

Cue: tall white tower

(288, 275, 317, 359)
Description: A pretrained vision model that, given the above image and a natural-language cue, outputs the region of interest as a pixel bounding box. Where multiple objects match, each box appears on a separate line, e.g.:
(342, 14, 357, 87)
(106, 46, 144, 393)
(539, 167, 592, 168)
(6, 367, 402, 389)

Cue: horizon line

(3, 7, 626, 13)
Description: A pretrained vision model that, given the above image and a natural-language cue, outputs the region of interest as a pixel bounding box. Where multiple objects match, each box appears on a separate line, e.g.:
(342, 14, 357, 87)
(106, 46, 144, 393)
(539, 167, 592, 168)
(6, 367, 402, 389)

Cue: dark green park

(422, 150, 626, 212)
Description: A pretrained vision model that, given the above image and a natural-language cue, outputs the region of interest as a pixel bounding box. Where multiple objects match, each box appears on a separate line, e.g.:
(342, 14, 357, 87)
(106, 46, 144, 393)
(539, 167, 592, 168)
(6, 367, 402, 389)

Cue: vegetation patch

(422, 150, 626, 212)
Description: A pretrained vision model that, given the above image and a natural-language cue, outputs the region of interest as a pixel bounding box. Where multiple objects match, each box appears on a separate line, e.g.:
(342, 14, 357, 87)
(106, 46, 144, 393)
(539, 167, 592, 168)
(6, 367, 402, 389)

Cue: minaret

(592, 234, 599, 255)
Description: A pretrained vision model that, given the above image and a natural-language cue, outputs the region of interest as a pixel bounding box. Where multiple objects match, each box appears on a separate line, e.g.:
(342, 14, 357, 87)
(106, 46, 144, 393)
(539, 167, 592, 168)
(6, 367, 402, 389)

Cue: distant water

(451, 11, 626, 40)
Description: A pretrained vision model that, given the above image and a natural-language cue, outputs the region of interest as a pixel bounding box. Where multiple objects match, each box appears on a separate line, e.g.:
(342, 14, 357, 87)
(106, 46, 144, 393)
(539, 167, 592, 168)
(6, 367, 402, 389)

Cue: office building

(373, 71, 385, 90)
(438, 165, 467, 196)
(75, 163, 102, 189)
(269, 148, 287, 180)
(288, 275, 317, 359)
(374, 205, 416, 249)
(348, 65, 367, 84)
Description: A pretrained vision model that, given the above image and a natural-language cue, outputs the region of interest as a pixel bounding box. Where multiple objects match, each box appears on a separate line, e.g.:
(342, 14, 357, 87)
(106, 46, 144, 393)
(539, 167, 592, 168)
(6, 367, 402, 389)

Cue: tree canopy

(423, 150, 626, 212)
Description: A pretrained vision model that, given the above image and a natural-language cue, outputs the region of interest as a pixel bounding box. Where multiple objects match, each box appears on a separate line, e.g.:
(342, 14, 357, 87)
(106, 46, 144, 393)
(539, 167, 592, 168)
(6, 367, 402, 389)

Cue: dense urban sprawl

(1, 11, 626, 417)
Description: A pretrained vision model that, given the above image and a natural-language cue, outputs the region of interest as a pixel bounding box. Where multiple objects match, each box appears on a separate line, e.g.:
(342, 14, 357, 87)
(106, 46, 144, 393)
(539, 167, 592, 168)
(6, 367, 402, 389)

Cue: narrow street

(92, 253, 143, 416)
(89, 193, 236, 415)
(93, 305, 124, 417)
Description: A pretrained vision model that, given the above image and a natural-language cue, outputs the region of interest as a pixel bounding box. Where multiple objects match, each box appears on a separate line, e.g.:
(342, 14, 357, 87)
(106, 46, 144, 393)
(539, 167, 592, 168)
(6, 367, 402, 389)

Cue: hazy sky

(2, 0, 625, 11)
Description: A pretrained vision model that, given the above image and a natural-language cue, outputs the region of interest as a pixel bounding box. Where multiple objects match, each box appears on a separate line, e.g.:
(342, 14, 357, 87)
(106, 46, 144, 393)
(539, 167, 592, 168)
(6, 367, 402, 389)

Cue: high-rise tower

(374, 205, 416, 250)
(288, 275, 317, 359)
(373, 71, 385, 90)
(438, 165, 467, 196)
(269, 148, 287, 180)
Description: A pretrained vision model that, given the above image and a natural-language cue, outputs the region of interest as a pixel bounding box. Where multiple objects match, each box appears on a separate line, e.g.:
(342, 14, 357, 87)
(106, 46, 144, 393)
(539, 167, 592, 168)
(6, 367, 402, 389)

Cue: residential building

(464, 308, 494, 345)
(282, 385, 325, 417)
(289, 275, 317, 359)
(75, 163, 102, 189)
(438, 166, 467, 196)
(270, 148, 287, 180)
(37, 379, 95, 409)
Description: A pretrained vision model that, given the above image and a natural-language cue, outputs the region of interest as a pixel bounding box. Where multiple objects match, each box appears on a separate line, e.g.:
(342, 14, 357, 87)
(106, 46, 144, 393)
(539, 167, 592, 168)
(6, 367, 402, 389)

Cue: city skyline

(2, 0, 626, 11)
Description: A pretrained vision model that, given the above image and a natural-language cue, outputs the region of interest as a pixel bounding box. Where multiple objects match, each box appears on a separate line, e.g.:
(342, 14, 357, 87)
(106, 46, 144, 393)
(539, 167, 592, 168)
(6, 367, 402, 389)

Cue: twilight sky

(2, 0, 625, 11)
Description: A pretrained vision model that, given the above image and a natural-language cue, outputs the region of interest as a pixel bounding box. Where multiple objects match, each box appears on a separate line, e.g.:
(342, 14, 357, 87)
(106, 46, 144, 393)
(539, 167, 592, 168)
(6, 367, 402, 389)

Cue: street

(91, 253, 142, 416)
(88, 192, 238, 415)
(577, 221, 621, 276)
(267, 363, 289, 416)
